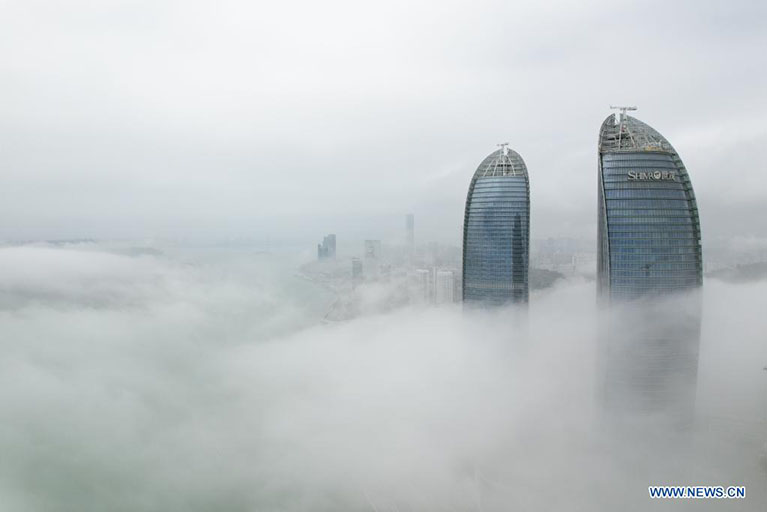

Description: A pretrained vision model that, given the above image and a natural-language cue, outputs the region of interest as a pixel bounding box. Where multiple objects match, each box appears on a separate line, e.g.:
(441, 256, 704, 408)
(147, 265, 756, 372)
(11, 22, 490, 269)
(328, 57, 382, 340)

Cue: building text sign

(627, 170, 676, 181)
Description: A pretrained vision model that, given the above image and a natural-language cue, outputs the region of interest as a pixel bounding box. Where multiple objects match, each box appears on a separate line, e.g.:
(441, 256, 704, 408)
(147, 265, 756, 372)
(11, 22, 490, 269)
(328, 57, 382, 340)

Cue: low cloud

(0, 245, 764, 510)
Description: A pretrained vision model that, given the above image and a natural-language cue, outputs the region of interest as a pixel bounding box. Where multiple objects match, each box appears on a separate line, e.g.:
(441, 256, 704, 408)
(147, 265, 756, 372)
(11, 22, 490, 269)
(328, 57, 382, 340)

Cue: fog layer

(0, 244, 764, 510)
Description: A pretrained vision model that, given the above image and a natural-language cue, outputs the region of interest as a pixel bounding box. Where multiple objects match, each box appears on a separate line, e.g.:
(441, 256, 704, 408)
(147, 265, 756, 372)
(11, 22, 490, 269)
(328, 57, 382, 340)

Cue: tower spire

(609, 105, 638, 122)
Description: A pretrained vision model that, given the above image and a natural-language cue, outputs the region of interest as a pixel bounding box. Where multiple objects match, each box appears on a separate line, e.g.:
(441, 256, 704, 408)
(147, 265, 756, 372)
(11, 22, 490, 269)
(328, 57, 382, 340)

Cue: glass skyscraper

(462, 146, 529, 306)
(597, 112, 703, 424)
(598, 114, 702, 300)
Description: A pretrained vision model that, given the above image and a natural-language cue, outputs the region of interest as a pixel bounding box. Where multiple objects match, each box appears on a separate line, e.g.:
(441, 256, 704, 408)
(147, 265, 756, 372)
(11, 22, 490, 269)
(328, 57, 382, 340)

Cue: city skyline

(2, 1, 765, 509)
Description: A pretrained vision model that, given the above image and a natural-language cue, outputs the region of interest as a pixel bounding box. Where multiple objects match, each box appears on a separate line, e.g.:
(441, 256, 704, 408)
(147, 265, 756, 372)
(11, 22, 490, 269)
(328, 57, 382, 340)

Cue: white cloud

(0, 245, 764, 510)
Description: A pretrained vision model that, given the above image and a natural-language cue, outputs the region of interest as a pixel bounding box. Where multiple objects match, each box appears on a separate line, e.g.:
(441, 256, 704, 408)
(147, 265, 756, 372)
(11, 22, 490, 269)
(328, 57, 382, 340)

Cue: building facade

(405, 214, 415, 257)
(598, 114, 702, 300)
(364, 239, 382, 260)
(462, 146, 530, 306)
(597, 112, 703, 424)
(435, 269, 455, 304)
(413, 269, 431, 302)
(351, 257, 363, 288)
(317, 234, 336, 260)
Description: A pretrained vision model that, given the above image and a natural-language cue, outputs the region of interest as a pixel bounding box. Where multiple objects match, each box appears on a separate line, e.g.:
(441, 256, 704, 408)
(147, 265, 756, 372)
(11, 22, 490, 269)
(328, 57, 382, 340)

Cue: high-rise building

(351, 257, 363, 288)
(435, 269, 455, 304)
(414, 269, 431, 302)
(462, 145, 530, 306)
(364, 240, 382, 260)
(598, 113, 702, 299)
(363, 240, 382, 279)
(405, 214, 415, 256)
(317, 234, 336, 260)
(597, 110, 703, 424)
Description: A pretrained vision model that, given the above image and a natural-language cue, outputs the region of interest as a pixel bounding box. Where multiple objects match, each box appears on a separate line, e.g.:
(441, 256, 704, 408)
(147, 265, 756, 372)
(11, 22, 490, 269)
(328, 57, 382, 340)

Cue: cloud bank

(0, 244, 764, 511)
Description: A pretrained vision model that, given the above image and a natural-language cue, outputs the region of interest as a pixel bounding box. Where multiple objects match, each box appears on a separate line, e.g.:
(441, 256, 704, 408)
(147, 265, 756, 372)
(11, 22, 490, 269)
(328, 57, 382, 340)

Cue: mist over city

(1, 1, 766, 511)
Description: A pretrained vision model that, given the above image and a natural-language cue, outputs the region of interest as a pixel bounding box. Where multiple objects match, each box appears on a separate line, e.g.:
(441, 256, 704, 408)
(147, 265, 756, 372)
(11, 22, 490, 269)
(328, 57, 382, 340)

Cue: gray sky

(2, 0, 766, 245)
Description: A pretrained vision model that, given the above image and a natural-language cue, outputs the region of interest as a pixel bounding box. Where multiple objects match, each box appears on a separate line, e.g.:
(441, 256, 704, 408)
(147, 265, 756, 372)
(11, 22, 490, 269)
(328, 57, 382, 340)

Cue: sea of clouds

(0, 243, 764, 511)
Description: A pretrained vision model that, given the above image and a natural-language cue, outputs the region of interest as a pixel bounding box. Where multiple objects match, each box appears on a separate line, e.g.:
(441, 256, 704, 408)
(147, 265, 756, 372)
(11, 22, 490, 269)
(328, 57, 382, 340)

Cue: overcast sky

(1, 0, 765, 245)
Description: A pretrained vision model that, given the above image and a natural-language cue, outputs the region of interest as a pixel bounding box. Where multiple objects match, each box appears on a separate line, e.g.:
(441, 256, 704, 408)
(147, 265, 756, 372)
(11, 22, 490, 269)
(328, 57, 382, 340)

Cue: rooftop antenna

(609, 105, 637, 123)
(497, 142, 510, 156)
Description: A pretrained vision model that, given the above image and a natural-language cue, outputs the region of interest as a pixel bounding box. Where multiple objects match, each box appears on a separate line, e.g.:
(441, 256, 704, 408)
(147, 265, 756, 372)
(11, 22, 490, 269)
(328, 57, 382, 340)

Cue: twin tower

(462, 112, 703, 305)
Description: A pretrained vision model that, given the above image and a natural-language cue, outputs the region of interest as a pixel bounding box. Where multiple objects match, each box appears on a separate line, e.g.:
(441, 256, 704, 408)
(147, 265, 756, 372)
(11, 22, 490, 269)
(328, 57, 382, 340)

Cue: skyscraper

(317, 234, 336, 260)
(598, 112, 702, 300)
(351, 257, 363, 288)
(462, 145, 530, 305)
(435, 269, 455, 304)
(414, 268, 431, 302)
(597, 110, 703, 424)
(364, 240, 381, 260)
(405, 214, 415, 258)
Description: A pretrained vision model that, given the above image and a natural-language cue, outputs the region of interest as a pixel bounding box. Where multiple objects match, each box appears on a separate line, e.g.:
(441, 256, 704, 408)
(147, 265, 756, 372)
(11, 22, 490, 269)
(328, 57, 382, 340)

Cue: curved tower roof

(462, 146, 530, 306)
(473, 148, 528, 178)
(599, 113, 676, 154)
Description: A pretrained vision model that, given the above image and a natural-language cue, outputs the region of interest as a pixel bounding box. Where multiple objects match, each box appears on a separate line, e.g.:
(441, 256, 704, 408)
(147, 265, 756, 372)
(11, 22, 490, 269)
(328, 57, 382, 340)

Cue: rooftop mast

(609, 105, 638, 123)
(609, 105, 638, 147)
